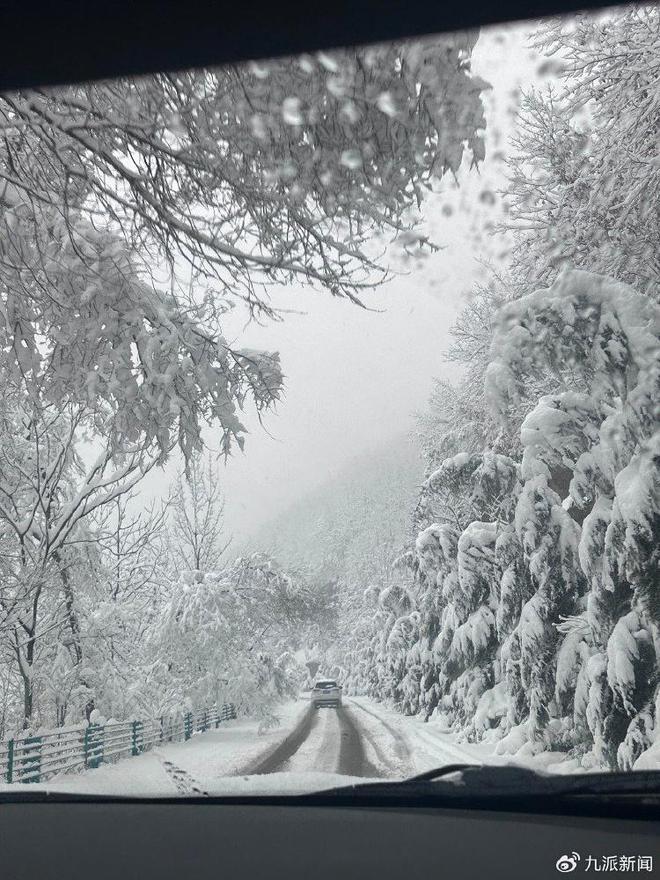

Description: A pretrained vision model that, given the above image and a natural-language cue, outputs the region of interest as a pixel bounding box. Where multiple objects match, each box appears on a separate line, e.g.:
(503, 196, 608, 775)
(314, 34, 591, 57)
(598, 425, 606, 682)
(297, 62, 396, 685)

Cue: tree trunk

(54, 551, 95, 719)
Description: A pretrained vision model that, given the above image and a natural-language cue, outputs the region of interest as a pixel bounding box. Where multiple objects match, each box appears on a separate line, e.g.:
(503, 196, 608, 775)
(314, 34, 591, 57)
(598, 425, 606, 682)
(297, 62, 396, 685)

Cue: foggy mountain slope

(244, 436, 422, 580)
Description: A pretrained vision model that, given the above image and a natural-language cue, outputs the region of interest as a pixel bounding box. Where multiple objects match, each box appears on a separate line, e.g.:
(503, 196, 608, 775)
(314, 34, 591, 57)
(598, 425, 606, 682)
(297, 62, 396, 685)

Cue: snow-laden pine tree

(412, 526, 458, 720)
(487, 268, 659, 766)
(343, 268, 657, 769)
(392, 452, 517, 735)
(340, 7, 659, 772)
(496, 526, 534, 730)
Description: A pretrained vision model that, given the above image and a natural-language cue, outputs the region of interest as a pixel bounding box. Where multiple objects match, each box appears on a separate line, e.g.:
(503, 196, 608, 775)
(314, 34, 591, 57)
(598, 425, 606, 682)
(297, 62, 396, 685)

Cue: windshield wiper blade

(407, 763, 480, 782)
(405, 764, 660, 797)
(315, 764, 660, 809)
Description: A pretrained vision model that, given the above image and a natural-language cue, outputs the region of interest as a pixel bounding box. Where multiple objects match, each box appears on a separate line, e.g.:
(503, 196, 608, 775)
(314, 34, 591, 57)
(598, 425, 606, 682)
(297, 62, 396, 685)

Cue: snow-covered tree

(0, 202, 282, 462)
(504, 7, 660, 300)
(0, 36, 488, 319)
(343, 266, 658, 769)
(488, 268, 658, 763)
(168, 454, 231, 577)
(0, 32, 494, 732)
(340, 8, 659, 773)
(153, 554, 313, 718)
(0, 381, 169, 728)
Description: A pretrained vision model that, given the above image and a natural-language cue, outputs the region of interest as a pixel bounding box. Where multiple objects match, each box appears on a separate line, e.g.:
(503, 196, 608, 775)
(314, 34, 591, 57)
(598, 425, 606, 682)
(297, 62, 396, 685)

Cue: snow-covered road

(246, 702, 381, 777)
(30, 696, 487, 797)
(346, 698, 482, 775)
(242, 697, 482, 780)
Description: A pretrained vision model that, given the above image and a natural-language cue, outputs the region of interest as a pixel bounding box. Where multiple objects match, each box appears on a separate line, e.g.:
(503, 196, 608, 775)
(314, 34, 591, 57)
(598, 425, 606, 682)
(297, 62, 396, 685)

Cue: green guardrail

(0, 703, 237, 784)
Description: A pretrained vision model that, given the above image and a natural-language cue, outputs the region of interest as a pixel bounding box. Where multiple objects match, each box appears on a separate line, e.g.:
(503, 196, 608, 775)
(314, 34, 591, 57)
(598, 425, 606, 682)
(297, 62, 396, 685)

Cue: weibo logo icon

(556, 853, 581, 873)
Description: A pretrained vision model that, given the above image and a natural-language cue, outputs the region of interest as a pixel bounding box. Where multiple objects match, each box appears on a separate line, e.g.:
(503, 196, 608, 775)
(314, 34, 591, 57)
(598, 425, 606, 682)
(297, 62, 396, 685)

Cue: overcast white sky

(141, 21, 543, 543)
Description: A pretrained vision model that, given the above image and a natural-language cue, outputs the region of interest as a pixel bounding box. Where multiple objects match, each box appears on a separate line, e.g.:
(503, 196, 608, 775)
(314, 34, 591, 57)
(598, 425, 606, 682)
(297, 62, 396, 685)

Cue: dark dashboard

(1, 799, 658, 880)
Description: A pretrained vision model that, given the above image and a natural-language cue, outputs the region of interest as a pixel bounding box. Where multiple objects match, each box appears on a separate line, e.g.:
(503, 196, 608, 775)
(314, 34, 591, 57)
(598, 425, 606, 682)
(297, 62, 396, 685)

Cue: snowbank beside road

(350, 696, 660, 775)
(352, 695, 594, 774)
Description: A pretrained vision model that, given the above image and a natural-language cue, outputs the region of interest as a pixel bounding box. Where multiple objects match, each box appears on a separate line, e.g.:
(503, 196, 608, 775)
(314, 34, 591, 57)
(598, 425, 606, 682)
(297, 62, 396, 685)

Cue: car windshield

(0, 3, 658, 800)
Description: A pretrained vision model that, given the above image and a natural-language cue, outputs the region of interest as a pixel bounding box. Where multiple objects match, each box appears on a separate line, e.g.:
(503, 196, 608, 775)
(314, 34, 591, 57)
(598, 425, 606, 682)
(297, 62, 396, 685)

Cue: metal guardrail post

(131, 720, 143, 756)
(23, 736, 42, 783)
(95, 724, 104, 767)
(84, 723, 104, 769)
(221, 703, 236, 721)
(6, 739, 14, 783)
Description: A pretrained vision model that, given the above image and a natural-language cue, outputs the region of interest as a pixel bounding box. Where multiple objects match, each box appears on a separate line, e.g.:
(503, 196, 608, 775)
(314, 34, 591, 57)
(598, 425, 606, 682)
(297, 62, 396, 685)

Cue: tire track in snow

(243, 704, 316, 775)
(240, 700, 408, 779)
(349, 697, 482, 772)
(346, 699, 413, 776)
(286, 707, 340, 773)
(239, 704, 380, 777)
(336, 704, 381, 777)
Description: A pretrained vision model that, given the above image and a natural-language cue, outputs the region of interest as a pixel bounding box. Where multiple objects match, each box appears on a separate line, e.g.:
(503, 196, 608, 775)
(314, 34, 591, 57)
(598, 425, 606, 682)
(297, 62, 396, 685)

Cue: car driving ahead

(310, 680, 343, 709)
